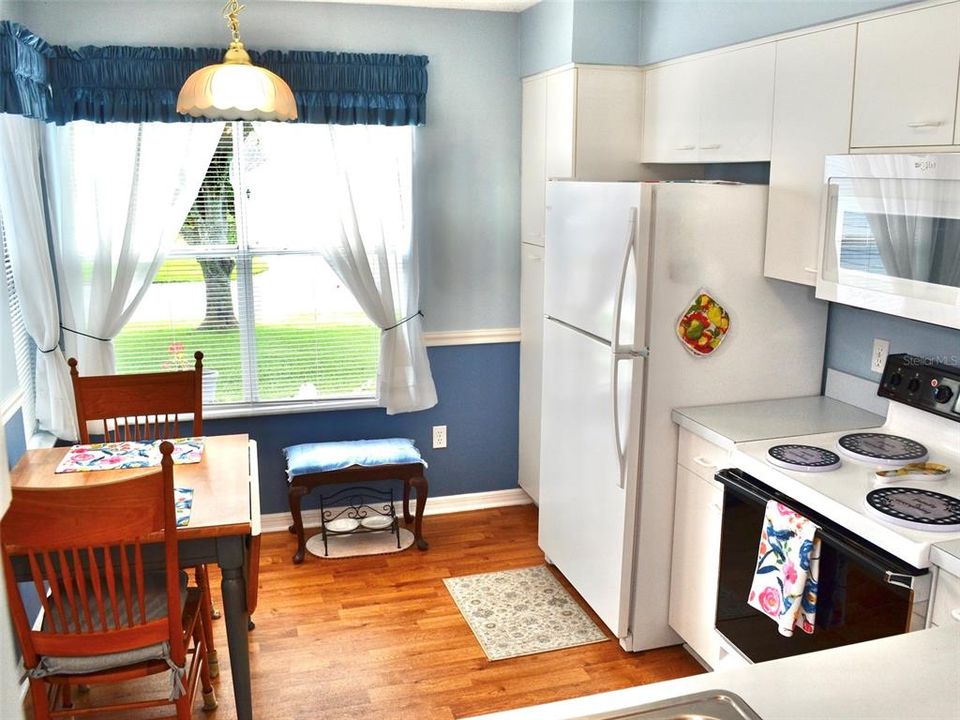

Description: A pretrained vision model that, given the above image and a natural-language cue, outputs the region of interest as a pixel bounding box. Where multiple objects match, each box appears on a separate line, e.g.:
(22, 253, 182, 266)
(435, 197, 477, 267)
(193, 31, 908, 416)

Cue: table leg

(218, 539, 252, 720)
(288, 485, 308, 564)
(410, 475, 429, 550)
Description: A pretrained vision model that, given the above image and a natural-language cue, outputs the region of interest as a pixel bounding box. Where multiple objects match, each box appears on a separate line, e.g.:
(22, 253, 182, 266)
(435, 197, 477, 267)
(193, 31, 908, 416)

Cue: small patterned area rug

(443, 565, 608, 661)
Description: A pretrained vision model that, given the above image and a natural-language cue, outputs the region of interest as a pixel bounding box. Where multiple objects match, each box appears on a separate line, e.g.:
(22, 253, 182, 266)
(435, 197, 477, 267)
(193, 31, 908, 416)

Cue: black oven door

(715, 468, 926, 664)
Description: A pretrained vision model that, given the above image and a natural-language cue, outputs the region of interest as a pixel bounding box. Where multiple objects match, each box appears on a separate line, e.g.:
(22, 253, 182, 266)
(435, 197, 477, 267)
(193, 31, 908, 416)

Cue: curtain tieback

(61, 325, 111, 342)
(382, 310, 423, 333)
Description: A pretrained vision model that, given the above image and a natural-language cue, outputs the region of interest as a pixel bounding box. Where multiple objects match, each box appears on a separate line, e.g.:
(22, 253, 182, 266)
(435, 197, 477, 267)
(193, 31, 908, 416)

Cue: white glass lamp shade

(177, 45, 297, 121)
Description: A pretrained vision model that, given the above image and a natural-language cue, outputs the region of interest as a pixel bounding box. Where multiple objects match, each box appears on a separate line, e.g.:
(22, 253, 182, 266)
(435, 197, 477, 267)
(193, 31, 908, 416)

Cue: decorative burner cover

(837, 433, 928, 467)
(865, 487, 960, 532)
(767, 444, 841, 472)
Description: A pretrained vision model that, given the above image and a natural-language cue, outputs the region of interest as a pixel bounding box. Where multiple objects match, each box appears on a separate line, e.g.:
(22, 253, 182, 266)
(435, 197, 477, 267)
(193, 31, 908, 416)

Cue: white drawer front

(677, 428, 730, 483)
(931, 569, 960, 627)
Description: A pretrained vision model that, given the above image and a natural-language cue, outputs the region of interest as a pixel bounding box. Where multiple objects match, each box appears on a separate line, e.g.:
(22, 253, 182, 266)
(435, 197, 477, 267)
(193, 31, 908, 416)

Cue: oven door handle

(716, 469, 927, 582)
(884, 572, 917, 590)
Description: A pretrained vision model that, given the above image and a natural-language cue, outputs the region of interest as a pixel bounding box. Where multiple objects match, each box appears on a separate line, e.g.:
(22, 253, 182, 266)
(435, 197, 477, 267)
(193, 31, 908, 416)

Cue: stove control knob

(888, 373, 903, 388)
(907, 377, 921, 393)
(934, 385, 954, 404)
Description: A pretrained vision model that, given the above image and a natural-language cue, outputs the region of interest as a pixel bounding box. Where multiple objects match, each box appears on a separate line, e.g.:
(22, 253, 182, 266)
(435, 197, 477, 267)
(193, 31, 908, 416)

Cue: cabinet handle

(952, 608, 960, 623)
(906, 121, 944, 128)
(699, 144, 722, 150)
(710, 502, 722, 513)
(693, 456, 717, 470)
(803, 267, 818, 274)
(526, 253, 542, 263)
(674, 144, 696, 151)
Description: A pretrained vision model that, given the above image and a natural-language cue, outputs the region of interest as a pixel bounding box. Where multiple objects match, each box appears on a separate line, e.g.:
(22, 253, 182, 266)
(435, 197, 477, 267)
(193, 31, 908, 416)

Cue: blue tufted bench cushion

(283, 438, 426, 481)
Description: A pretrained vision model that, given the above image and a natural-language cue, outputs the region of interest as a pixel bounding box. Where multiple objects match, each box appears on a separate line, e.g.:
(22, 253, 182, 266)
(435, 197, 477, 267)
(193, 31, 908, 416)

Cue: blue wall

(572, 0, 642, 69)
(4, 0, 521, 334)
(638, 0, 922, 64)
(825, 305, 960, 381)
(518, 0, 575, 77)
(206, 343, 519, 515)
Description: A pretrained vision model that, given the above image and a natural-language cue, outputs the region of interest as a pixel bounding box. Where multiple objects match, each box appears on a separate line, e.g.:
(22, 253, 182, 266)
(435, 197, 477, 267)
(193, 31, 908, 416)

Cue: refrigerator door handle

(611, 207, 639, 355)
(610, 208, 639, 488)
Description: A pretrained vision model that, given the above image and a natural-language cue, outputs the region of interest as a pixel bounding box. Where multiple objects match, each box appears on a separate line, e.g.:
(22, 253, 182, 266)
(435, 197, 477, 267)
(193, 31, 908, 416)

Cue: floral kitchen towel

(747, 500, 821, 636)
(55, 438, 205, 474)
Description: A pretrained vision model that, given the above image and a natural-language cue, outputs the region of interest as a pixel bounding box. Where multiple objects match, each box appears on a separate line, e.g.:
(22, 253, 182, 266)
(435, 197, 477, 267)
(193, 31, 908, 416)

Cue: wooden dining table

(9, 433, 261, 720)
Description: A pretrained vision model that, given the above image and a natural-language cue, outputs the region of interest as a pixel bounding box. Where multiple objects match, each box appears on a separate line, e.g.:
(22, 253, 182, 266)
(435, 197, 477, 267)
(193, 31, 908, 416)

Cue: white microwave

(817, 154, 960, 329)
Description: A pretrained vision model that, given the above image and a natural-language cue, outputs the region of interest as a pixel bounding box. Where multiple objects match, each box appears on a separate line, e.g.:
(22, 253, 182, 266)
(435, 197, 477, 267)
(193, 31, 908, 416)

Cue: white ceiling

(17, 0, 542, 10)
(286, 0, 542, 9)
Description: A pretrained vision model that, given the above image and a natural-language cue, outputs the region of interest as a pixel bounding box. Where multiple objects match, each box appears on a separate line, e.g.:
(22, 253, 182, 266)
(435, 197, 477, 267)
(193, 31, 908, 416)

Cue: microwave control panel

(879, 354, 960, 422)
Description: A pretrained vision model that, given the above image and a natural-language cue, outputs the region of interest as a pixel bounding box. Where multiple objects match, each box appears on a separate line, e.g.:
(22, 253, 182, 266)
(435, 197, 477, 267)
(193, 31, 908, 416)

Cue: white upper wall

(3, 0, 521, 333)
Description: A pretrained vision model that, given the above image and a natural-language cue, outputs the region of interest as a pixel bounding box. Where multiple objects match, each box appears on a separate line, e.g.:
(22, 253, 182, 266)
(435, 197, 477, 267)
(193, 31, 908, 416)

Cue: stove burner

(865, 487, 960, 532)
(767, 444, 841, 472)
(837, 433, 928, 467)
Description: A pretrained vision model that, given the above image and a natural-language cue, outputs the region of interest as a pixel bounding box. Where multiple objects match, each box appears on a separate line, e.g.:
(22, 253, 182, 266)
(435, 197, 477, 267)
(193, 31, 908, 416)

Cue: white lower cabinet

(929, 566, 960, 627)
(518, 243, 545, 503)
(669, 445, 724, 668)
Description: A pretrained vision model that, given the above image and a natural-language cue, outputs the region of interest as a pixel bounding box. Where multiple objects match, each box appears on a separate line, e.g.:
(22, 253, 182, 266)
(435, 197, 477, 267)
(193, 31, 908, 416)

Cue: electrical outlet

(432, 425, 447, 449)
(871, 338, 890, 374)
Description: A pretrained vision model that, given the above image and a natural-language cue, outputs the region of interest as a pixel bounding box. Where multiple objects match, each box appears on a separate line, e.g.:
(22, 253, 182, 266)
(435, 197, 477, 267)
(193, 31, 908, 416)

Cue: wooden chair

(1, 442, 217, 719)
(68, 352, 205, 444)
(68, 352, 223, 675)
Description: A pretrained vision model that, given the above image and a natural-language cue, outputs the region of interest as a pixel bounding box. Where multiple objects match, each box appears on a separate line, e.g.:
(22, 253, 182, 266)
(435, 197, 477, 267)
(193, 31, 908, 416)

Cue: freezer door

(544, 181, 646, 344)
(538, 318, 642, 638)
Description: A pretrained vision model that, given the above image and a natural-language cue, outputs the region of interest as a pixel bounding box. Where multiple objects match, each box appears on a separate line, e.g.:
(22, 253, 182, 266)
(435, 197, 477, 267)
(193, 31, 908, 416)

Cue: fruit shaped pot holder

(676, 289, 731, 357)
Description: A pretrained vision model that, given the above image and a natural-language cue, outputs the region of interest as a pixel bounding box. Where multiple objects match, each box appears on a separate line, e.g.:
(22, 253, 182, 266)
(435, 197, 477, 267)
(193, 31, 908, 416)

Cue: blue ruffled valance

(0, 21, 54, 119)
(47, 44, 428, 125)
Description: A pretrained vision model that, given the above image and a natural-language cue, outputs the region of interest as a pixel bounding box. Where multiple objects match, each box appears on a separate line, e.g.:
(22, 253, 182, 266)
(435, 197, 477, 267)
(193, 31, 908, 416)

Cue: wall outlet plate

(872, 338, 890, 374)
(432, 425, 447, 449)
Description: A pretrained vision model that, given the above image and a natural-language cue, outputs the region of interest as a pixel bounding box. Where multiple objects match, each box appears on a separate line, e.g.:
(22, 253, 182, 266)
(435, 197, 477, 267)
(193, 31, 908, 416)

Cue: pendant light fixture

(177, 0, 297, 121)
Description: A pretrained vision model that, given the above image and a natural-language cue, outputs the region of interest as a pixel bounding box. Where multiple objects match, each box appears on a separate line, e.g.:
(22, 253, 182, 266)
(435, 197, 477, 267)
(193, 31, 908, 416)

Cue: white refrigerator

(538, 181, 828, 651)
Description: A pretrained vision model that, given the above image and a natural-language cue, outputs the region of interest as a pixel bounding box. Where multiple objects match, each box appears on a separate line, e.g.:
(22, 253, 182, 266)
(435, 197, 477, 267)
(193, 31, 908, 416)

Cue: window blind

(0, 211, 37, 435)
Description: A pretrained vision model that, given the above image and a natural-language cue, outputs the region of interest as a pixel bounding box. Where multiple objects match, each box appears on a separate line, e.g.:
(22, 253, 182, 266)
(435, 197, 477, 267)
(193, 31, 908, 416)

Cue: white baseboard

(260, 487, 533, 534)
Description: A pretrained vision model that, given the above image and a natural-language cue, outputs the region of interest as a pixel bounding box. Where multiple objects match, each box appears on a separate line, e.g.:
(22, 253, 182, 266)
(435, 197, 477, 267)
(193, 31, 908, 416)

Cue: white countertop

(672, 396, 885, 450)
(469, 625, 960, 720)
(932, 539, 960, 578)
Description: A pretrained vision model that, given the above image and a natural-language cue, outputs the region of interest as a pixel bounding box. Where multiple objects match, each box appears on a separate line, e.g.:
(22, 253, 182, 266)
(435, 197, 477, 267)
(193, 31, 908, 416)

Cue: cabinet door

(545, 69, 577, 180)
(641, 60, 700, 163)
(518, 242, 545, 503)
(765, 25, 857, 286)
(575, 67, 644, 180)
(668, 464, 723, 667)
(521, 77, 547, 247)
(698, 43, 776, 162)
(852, 3, 960, 148)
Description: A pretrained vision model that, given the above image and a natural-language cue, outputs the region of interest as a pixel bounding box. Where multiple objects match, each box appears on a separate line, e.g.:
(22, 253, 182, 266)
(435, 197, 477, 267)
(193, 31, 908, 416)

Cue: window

(114, 123, 381, 411)
(1, 211, 37, 437)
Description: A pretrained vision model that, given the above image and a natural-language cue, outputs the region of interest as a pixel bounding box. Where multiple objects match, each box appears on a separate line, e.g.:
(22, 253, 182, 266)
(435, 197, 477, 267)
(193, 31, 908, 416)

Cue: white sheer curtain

(0, 114, 75, 439)
(42, 121, 225, 378)
(253, 123, 437, 414)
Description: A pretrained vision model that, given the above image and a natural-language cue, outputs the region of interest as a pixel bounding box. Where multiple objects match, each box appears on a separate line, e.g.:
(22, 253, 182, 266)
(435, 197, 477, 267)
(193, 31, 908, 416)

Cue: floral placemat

(175, 487, 194, 528)
(55, 438, 204, 474)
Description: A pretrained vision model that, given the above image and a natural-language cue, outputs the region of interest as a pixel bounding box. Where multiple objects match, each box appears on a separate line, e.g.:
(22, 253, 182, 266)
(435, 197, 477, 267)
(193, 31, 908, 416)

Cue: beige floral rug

(443, 565, 608, 661)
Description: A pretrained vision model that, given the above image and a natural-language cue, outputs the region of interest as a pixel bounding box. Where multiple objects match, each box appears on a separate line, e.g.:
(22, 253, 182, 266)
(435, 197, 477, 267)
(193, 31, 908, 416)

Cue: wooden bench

(284, 439, 429, 564)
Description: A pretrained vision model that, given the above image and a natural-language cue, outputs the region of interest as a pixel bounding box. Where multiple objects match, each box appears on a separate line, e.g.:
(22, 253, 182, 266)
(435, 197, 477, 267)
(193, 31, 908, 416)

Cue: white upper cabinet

(697, 43, 776, 162)
(851, 2, 960, 148)
(521, 77, 547, 246)
(641, 60, 700, 163)
(765, 25, 857, 286)
(521, 66, 645, 247)
(642, 44, 775, 163)
(545, 69, 577, 180)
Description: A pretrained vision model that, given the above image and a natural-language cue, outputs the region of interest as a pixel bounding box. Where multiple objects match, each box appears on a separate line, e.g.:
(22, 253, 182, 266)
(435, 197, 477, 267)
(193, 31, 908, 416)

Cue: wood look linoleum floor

(32, 505, 704, 719)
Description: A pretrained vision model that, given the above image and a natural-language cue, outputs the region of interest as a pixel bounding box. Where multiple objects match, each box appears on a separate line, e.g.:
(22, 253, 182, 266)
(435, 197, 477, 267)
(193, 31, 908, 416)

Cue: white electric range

(731, 354, 960, 569)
